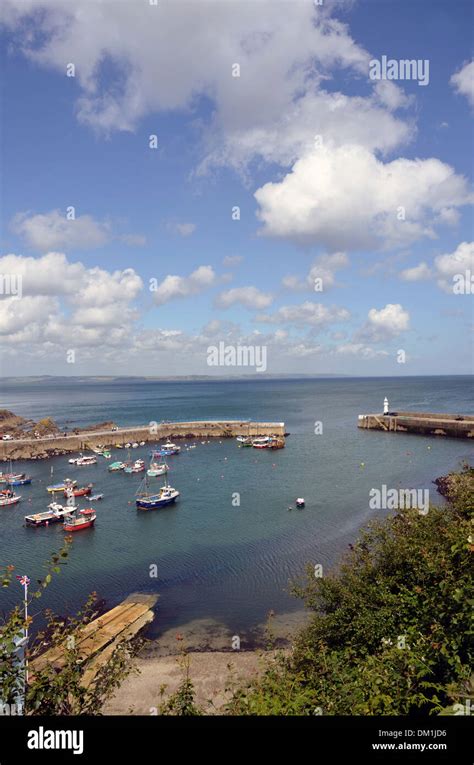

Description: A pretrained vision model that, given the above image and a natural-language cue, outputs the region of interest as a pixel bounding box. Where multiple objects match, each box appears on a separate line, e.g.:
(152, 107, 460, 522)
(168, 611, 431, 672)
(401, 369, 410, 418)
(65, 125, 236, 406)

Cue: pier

(358, 411, 474, 439)
(0, 420, 285, 461)
(30, 593, 158, 687)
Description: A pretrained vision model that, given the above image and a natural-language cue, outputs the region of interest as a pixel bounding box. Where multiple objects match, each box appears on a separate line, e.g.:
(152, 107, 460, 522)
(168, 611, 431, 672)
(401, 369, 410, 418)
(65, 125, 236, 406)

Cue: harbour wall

(358, 411, 474, 439)
(0, 420, 286, 461)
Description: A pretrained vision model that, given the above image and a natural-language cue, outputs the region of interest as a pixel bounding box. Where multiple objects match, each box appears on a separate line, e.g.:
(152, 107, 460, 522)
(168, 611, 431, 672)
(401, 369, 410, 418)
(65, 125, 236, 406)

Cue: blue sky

(0, 0, 472, 376)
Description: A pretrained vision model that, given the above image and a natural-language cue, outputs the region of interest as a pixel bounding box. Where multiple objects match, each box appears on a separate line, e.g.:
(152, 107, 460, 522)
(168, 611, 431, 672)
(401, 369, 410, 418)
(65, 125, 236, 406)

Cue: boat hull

(63, 519, 95, 531)
(136, 495, 178, 509)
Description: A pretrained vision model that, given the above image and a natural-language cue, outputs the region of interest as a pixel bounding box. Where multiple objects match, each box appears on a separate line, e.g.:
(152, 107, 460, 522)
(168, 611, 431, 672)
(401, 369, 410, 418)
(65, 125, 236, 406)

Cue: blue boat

(8, 475, 32, 486)
(135, 474, 180, 510)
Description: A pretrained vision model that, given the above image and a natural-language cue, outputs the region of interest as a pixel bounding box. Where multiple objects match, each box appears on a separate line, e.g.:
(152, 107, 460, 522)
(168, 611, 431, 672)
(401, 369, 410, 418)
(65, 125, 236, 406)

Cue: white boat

(252, 437, 271, 449)
(139, 441, 145, 446)
(132, 442, 139, 448)
(124, 443, 131, 449)
(68, 457, 80, 464)
(124, 459, 145, 474)
(25, 503, 76, 526)
(147, 462, 169, 477)
(75, 455, 97, 466)
(0, 490, 21, 507)
(296, 498, 305, 508)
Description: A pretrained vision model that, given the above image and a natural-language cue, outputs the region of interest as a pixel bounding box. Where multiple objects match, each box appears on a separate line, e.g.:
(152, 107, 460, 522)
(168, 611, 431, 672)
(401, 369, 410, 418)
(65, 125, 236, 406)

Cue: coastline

(104, 609, 307, 715)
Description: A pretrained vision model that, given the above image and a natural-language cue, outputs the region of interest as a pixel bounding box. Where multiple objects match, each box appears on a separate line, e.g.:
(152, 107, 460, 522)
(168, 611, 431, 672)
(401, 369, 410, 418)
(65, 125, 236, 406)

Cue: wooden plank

(31, 597, 157, 674)
(31, 603, 140, 672)
(80, 610, 154, 689)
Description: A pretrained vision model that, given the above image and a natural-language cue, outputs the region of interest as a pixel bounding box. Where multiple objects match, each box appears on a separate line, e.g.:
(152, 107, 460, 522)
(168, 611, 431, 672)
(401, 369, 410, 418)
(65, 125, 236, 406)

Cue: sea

(0, 376, 472, 649)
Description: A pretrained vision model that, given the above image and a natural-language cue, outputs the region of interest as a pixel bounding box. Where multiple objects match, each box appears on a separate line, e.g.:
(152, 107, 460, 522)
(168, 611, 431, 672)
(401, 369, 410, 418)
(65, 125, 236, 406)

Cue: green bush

(227, 465, 473, 715)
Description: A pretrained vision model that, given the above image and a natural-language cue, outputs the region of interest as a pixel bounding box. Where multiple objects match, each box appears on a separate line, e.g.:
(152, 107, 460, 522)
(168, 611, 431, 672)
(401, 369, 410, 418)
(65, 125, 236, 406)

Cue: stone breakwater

(0, 420, 286, 461)
(358, 411, 474, 439)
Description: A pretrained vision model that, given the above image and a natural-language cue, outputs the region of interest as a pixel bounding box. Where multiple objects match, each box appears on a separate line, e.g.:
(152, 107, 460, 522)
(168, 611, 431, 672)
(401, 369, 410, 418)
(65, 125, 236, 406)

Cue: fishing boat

(268, 437, 285, 450)
(136, 473, 179, 510)
(6, 474, 32, 486)
(47, 479, 77, 493)
(158, 440, 181, 456)
(0, 472, 26, 483)
(88, 493, 104, 501)
(0, 489, 21, 507)
(108, 461, 124, 472)
(124, 459, 145, 474)
(147, 461, 169, 477)
(63, 483, 93, 498)
(63, 507, 97, 532)
(236, 436, 253, 447)
(75, 455, 97, 466)
(100, 450, 111, 459)
(252, 437, 270, 449)
(25, 503, 76, 527)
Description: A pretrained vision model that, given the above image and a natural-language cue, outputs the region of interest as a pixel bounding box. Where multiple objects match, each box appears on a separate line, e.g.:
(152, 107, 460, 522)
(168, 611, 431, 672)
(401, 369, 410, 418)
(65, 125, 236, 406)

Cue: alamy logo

(369, 485, 429, 515)
(207, 341, 267, 372)
(0, 702, 23, 715)
(0, 273, 22, 298)
(27, 726, 84, 755)
(369, 56, 430, 86)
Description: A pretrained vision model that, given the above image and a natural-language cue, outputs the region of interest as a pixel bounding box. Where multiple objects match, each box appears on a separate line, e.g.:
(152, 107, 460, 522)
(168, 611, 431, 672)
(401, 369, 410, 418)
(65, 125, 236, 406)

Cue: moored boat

(25, 503, 76, 527)
(136, 473, 179, 510)
(89, 493, 104, 501)
(63, 508, 97, 531)
(6, 474, 32, 486)
(147, 457, 168, 477)
(74, 455, 97, 466)
(108, 461, 124, 472)
(0, 472, 28, 483)
(236, 436, 253, 447)
(268, 437, 285, 449)
(252, 437, 270, 449)
(124, 459, 145, 474)
(63, 483, 93, 498)
(47, 479, 77, 493)
(157, 440, 181, 456)
(0, 489, 21, 507)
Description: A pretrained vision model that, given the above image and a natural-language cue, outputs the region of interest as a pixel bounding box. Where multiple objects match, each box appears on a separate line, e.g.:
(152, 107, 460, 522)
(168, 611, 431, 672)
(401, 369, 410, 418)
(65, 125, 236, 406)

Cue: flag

(16, 575, 30, 586)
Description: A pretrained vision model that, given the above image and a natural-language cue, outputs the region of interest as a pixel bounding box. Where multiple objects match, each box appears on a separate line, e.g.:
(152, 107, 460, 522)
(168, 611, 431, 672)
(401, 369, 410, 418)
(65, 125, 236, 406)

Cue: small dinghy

(296, 498, 305, 508)
(88, 493, 104, 501)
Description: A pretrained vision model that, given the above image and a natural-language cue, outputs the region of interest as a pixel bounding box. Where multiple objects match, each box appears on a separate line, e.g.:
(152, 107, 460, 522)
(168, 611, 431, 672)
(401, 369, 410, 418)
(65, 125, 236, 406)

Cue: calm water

(0, 376, 472, 641)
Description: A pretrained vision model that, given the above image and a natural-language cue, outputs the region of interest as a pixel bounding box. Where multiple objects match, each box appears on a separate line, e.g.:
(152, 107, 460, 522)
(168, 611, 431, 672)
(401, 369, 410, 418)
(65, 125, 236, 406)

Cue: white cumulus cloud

(255, 144, 472, 252)
(152, 266, 217, 305)
(450, 60, 474, 108)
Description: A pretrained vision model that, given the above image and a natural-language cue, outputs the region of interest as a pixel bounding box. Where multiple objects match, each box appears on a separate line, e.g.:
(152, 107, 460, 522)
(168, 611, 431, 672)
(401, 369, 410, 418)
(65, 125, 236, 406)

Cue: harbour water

(0, 376, 472, 645)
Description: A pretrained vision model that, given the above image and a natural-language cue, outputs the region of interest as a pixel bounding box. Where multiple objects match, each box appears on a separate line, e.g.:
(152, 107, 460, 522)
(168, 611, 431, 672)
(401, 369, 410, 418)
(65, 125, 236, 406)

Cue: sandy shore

(104, 611, 307, 714)
(104, 649, 280, 715)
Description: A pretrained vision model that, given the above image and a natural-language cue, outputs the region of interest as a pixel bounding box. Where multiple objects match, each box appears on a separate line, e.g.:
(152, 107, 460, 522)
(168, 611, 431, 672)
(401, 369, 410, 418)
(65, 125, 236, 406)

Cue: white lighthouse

(383, 397, 389, 415)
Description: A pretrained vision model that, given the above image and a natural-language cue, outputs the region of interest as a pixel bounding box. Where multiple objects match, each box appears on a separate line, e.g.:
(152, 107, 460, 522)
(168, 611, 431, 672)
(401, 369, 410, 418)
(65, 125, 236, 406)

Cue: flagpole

(24, 579, 29, 685)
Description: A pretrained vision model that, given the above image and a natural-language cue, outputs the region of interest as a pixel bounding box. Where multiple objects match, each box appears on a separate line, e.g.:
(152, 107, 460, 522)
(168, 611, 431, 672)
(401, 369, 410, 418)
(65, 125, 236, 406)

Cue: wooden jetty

(30, 593, 157, 687)
(358, 411, 474, 439)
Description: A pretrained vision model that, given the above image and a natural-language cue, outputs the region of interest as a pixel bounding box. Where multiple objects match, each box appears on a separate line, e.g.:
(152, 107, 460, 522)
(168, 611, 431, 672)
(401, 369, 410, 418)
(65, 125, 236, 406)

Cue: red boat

(63, 484, 93, 498)
(63, 508, 96, 532)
